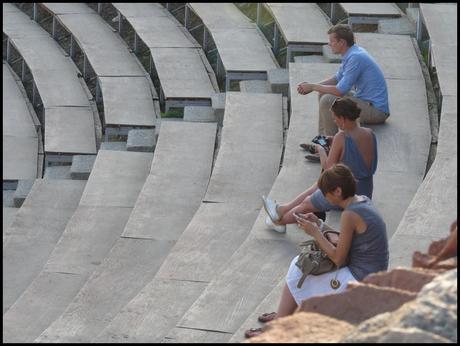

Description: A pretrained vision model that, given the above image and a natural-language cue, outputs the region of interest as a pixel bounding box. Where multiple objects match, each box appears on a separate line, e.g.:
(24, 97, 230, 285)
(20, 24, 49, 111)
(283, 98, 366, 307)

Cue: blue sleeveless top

(342, 132, 377, 199)
(345, 196, 389, 281)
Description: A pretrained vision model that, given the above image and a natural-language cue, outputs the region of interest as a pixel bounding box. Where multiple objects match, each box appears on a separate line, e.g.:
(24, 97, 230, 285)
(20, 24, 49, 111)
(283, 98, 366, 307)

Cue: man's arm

(298, 75, 343, 96)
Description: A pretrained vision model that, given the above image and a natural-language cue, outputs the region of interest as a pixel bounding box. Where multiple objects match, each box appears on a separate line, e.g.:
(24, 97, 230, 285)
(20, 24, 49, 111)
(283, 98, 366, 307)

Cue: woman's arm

(297, 211, 356, 267)
(317, 132, 344, 170)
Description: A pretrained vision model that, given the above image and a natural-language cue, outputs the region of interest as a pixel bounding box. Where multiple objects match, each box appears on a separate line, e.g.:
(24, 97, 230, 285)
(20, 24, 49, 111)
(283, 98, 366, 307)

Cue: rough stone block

(267, 68, 289, 97)
(299, 282, 416, 325)
(70, 155, 97, 180)
(248, 312, 354, 343)
(239, 80, 271, 94)
(13, 179, 35, 207)
(293, 55, 326, 63)
(100, 141, 127, 151)
(378, 17, 415, 36)
(322, 45, 342, 63)
(358, 268, 437, 293)
(126, 129, 156, 152)
(44, 165, 72, 180)
(183, 106, 217, 122)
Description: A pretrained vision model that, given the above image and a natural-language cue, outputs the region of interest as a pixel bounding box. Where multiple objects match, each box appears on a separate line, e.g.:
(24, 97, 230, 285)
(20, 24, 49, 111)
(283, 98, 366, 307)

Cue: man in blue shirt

(298, 24, 389, 137)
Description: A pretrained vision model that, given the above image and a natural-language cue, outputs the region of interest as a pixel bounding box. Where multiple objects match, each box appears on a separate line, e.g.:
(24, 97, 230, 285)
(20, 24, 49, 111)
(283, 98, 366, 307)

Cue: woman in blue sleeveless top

(262, 97, 378, 232)
(245, 164, 388, 338)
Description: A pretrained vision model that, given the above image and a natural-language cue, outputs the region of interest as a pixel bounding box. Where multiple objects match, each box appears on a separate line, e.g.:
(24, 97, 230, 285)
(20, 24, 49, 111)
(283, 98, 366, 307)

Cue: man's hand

(297, 82, 315, 95)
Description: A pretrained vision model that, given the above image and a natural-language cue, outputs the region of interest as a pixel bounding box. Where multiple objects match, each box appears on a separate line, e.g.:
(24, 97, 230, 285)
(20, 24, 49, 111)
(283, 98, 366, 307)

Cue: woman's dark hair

(327, 24, 355, 47)
(331, 97, 361, 121)
(318, 163, 356, 199)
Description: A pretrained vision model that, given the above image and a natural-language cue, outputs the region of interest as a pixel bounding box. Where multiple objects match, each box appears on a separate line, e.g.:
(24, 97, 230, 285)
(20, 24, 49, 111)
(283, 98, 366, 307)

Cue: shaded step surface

(2, 62, 39, 181)
(36, 121, 217, 342)
(3, 179, 86, 313)
(2, 207, 18, 244)
(95, 92, 284, 342)
(2, 150, 152, 343)
(172, 36, 431, 339)
(38, 3, 158, 129)
(112, 3, 218, 105)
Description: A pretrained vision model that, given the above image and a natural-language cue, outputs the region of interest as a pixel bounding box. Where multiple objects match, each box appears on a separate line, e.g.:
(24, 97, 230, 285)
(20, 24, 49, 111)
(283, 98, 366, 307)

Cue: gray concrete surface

(420, 3, 457, 98)
(98, 76, 156, 128)
(378, 17, 415, 35)
(44, 165, 71, 180)
(183, 106, 216, 122)
(3, 207, 18, 244)
(239, 80, 271, 93)
(100, 141, 126, 151)
(126, 129, 156, 152)
(33, 123, 215, 343)
(267, 68, 289, 96)
(12, 179, 35, 207)
(3, 179, 86, 313)
(70, 155, 97, 180)
(3, 63, 39, 181)
(264, 3, 331, 45)
(3, 4, 97, 157)
(2, 150, 152, 343)
(94, 92, 284, 342)
(38, 3, 160, 128)
(188, 3, 278, 73)
(339, 3, 402, 17)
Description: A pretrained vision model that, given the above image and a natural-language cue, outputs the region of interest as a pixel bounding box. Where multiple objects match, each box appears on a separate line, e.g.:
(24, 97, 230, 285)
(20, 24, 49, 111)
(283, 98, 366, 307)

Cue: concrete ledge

(44, 166, 72, 180)
(70, 155, 97, 180)
(378, 17, 415, 36)
(211, 92, 226, 117)
(293, 55, 326, 63)
(3, 190, 16, 208)
(183, 106, 217, 122)
(239, 80, 271, 94)
(126, 129, 157, 152)
(13, 180, 35, 207)
(100, 141, 127, 151)
(267, 69, 289, 97)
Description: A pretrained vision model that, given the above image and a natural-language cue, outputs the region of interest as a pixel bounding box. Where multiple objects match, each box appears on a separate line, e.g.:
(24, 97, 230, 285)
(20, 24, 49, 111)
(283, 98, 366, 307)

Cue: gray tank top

(345, 196, 389, 281)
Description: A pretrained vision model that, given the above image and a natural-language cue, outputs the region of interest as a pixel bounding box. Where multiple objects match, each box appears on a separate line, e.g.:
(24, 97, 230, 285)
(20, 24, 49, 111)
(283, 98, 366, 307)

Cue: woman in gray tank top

(245, 164, 388, 338)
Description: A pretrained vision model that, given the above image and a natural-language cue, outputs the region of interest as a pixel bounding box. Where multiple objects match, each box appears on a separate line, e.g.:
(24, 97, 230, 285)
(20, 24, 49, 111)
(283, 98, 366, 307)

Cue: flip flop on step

(244, 327, 264, 338)
(258, 311, 277, 323)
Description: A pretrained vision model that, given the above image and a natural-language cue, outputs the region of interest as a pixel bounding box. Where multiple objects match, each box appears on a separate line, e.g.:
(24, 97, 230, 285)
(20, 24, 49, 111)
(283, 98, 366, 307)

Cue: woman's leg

(276, 283, 298, 318)
(278, 195, 320, 225)
(277, 183, 318, 219)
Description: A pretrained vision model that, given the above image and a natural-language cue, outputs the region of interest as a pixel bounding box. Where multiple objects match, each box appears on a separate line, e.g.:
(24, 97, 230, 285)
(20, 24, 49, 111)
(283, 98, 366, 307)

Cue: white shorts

(286, 255, 357, 306)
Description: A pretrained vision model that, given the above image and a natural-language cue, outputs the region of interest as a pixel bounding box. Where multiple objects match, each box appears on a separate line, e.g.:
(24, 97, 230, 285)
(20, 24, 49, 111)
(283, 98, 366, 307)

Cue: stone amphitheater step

(36, 3, 159, 137)
(3, 62, 39, 182)
(3, 3, 97, 162)
(34, 121, 217, 343)
(3, 179, 86, 314)
(2, 207, 18, 244)
(390, 3, 457, 268)
(110, 3, 219, 111)
(93, 92, 283, 342)
(2, 150, 152, 343)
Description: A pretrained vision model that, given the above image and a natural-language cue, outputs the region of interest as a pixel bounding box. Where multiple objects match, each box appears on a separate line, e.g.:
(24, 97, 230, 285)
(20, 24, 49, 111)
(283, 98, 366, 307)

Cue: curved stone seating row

(36, 3, 159, 140)
(332, 3, 402, 27)
(35, 121, 217, 342)
(175, 3, 279, 90)
(3, 179, 86, 313)
(110, 3, 219, 112)
(417, 3, 457, 100)
(3, 62, 40, 182)
(3, 3, 96, 165)
(173, 29, 432, 341)
(2, 150, 152, 343)
(260, 3, 331, 65)
(389, 4, 457, 268)
(93, 92, 284, 342)
(2, 207, 18, 243)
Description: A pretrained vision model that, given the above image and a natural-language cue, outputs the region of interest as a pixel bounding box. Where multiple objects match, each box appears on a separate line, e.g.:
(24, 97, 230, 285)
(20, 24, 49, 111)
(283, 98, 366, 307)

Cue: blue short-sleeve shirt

(335, 45, 389, 114)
